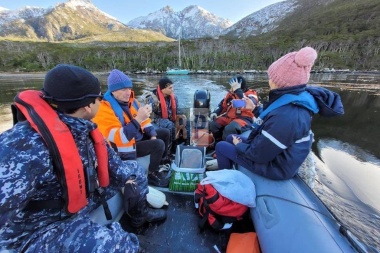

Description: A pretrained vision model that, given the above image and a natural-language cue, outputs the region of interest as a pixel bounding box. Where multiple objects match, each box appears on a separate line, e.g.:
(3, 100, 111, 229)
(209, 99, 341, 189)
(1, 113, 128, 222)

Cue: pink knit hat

(268, 47, 318, 88)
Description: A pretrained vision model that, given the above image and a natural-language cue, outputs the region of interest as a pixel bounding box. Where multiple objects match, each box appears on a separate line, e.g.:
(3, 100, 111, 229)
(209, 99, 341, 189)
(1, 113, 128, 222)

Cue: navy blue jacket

(236, 84, 343, 180)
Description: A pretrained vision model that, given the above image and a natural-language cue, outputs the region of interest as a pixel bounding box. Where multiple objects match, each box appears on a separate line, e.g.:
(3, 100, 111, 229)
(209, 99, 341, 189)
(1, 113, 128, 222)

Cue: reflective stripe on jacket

(93, 99, 153, 159)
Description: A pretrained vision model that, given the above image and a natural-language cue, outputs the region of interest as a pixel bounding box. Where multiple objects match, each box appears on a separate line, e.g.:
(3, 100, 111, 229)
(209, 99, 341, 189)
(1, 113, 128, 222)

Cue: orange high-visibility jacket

(93, 94, 154, 160)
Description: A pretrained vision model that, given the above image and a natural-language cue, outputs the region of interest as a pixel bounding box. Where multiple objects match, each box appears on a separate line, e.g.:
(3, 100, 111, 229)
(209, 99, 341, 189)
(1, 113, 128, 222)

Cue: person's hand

(178, 114, 187, 120)
(232, 135, 242, 145)
(210, 113, 217, 121)
(243, 97, 256, 111)
(150, 136, 157, 140)
(229, 77, 241, 92)
(135, 104, 152, 123)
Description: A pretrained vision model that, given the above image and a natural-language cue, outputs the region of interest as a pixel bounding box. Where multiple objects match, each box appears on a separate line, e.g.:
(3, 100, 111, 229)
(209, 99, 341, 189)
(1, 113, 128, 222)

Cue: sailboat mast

(178, 33, 181, 68)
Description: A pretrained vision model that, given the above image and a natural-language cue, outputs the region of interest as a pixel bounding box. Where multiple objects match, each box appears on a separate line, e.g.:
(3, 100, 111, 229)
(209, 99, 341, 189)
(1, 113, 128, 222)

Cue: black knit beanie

(42, 64, 101, 110)
(158, 77, 173, 90)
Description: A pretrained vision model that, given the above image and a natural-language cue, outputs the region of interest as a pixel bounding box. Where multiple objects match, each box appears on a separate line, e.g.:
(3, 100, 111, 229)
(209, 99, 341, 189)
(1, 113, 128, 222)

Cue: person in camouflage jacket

(0, 64, 166, 252)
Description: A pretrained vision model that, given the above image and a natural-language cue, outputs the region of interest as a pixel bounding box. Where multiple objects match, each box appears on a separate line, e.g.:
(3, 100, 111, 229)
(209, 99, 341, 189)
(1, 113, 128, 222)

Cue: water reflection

(311, 73, 380, 94)
(314, 139, 380, 250)
(311, 72, 380, 85)
(312, 88, 380, 159)
(0, 103, 13, 133)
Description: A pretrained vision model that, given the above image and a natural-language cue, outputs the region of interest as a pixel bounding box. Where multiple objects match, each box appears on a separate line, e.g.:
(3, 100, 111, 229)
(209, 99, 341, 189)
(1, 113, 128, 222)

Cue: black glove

(123, 176, 140, 213)
(209, 113, 217, 120)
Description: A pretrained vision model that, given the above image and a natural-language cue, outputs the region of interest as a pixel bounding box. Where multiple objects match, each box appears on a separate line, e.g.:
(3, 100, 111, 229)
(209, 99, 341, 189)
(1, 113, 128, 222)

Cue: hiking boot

(158, 164, 172, 179)
(161, 153, 175, 166)
(158, 164, 171, 173)
(160, 156, 172, 165)
(131, 207, 167, 227)
(148, 166, 171, 187)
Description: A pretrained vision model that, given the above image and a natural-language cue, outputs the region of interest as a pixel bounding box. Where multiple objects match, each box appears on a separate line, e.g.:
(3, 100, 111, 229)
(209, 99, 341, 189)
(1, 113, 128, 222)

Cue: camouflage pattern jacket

(0, 113, 147, 252)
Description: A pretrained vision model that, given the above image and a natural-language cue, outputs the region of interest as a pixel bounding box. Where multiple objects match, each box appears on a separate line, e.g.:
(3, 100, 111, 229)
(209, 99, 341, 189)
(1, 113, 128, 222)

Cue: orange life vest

(14, 90, 109, 214)
(221, 90, 258, 119)
(157, 86, 177, 121)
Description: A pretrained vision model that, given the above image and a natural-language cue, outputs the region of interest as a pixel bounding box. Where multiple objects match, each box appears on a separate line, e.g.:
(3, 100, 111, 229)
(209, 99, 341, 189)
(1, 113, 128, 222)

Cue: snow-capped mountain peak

(63, 0, 95, 9)
(0, 0, 300, 41)
(127, 5, 232, 39)
(223, 0, 298, 37)
(0, 5, 48, 25)
(57, 0, 117, 21)
(160, 5, 174, 13)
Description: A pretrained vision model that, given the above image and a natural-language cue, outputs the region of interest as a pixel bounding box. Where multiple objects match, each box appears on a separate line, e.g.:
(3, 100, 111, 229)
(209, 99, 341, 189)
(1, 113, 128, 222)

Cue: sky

(0, 0, 284, 24)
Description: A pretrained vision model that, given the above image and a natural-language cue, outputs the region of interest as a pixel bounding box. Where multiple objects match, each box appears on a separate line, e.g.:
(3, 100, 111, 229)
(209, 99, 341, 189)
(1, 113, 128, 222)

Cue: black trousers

(136, 128, 170, 172)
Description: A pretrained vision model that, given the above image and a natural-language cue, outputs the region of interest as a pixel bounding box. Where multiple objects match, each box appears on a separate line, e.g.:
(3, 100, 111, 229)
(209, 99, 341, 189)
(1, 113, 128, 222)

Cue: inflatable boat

(238, 165, 365, 253)
(89, 159, 366, 253)
(89, 89, 367, 253)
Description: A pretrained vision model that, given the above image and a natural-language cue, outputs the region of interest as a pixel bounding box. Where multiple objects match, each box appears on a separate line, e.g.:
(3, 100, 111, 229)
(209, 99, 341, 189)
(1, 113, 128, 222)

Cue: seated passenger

(146, 77, 186, 153)
(93, 69, 171, 187)
(215, 47, 344, 180)
(209, 76, 259, 142)
(0, 64, 166, 252)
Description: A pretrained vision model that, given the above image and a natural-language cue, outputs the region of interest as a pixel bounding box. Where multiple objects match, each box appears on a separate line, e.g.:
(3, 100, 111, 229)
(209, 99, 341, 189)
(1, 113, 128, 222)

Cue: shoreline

(0, 72, 46, 78)
(0, 71, 109, 78)
(0, 70, 379, 78)
(1, 72, 379, 92)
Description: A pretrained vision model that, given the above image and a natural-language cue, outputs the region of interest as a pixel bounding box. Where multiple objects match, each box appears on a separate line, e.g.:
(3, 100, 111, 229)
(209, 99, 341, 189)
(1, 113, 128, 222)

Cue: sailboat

(166, 32, 190, 75)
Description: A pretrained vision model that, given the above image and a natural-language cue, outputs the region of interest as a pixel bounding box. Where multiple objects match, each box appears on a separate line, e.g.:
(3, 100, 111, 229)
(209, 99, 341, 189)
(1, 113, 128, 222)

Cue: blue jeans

(215, 134, 252, 170)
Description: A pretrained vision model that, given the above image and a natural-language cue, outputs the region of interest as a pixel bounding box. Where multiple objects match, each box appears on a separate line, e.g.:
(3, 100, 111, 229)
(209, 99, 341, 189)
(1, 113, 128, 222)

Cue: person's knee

(223, 122, 242, 139)
(155, 139, 165, 150)
(225, 134, 234, 143)
(209, 121, 220, 133)
(146, 139, 165, 155)
(157, 128, 170, 141)
(215, 141, 223, 151)
(215, 141, 230, 153)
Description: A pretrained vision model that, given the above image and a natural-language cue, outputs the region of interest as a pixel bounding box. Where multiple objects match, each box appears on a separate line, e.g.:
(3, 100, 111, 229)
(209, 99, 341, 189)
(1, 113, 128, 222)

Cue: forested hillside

(261, 0, 380, 70)
(0, 0, 378, 73)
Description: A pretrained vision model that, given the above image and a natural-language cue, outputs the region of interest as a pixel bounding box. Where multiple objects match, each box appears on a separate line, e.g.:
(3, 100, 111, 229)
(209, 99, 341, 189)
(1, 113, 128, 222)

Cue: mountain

(223, 0, 298, 38)
(0, 0, 378, 73)
(0, 1, 290, 41)
(0, 6, 48, 24)
(127, 5, 232, 39)
(0, 0, 173, 42)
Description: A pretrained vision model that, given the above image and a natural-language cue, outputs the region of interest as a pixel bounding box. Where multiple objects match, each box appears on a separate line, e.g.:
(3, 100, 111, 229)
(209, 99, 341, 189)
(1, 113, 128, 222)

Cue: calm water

(1, 72, 380, 252)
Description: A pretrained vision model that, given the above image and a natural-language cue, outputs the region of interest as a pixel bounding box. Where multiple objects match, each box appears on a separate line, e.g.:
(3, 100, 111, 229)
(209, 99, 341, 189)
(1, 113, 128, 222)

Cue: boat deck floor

(120, 191, 254, 253)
